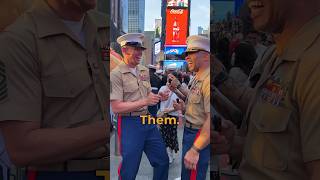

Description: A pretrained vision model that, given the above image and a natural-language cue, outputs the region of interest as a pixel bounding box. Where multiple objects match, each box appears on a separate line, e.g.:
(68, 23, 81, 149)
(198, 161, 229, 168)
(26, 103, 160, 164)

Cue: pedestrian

(158, 72, 180, 164)
(110, 33, 169, 180)
(0, 0, 110, 179)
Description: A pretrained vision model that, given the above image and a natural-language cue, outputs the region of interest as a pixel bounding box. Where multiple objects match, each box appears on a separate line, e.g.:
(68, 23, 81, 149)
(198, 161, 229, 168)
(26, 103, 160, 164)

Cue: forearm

(177, 86, 190, 98)
(3, 121, 107, 166)
(111, 99, 147, 113)
(218, 78, 254, 112)
(173, 89, 187, 101)
(193, 115, 210, 150)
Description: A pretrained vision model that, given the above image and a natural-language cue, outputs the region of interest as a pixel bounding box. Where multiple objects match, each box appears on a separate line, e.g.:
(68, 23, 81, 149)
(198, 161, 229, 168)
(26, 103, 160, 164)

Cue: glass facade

(128, 0, 145, 33)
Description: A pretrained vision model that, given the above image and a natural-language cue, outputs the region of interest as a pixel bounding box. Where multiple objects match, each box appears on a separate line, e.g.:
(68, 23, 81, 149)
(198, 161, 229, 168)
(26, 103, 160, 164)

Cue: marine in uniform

(172, 35, 211, 180)
(0, 0, 109, 179)
(213, 0, 320, 179)
(110, 33, 169, 180)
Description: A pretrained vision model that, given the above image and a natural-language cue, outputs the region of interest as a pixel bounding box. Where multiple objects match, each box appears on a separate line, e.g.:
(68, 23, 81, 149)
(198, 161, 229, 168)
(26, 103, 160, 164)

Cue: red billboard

(165, 8, 189, 46)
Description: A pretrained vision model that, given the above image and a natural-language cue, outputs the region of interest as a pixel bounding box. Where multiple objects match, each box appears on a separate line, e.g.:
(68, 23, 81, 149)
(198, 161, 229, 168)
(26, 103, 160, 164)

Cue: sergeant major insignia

(0, 60, 8, 102)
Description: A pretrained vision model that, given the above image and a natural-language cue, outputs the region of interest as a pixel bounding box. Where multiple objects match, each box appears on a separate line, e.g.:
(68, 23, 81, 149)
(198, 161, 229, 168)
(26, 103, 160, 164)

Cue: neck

(273, 2, 320, 55)
(47, 0, 85, 21)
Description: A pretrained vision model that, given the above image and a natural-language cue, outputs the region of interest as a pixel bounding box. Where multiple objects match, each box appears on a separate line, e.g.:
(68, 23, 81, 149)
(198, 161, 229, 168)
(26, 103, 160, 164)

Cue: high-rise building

(128, 0, 145, 33)
(121, 0, 129, 33)
(154, 18, 162, 38)
(198, 26, 204, 35)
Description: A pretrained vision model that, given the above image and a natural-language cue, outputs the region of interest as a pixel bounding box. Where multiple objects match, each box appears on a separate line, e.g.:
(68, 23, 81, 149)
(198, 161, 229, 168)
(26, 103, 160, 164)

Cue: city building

(198, 26, 204, 35)
(128, 0, 145, 33)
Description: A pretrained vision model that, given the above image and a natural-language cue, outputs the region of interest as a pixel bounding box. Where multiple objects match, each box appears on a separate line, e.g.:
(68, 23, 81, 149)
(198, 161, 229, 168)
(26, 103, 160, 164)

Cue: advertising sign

(154, 41, 161, 55)
(165, 8, 189, 46)
(164, 46, 186, 55)
(167, 0, 188, 8)
(163, 60, 187, 71)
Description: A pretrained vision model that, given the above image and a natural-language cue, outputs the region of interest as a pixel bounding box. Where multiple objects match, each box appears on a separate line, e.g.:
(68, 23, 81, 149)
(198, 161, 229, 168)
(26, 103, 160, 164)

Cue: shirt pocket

(123, 75, 139, 93)
(141, 81, 151, 95)
(251, 102, 292, 171)
(189, 94, 201, 104)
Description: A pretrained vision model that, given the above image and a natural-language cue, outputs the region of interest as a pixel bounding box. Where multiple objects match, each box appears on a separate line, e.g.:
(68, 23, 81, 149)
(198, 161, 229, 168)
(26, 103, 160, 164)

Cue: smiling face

(185, 51, 209, 72)
(247, 0, 290, 33)
(122, 46, 144, 67)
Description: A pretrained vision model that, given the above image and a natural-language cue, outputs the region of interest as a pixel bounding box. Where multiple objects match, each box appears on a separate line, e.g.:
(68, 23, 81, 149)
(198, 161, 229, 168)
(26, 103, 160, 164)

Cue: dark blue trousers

(118, 116, 169, 180)
(181, 127, 210, 180)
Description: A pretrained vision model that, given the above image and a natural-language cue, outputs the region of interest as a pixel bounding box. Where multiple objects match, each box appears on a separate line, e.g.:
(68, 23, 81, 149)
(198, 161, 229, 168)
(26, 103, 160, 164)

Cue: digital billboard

(165, 8, 189, 46)
(167, 0, 188, 8)
(163, 60, 187, 71)
(164, 46, 186, 55)
(154, 41, 161, 55)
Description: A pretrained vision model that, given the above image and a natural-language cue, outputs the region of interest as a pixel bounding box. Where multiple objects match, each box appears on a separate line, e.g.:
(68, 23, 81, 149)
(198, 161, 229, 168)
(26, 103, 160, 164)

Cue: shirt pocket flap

(189, 94, 201, 104)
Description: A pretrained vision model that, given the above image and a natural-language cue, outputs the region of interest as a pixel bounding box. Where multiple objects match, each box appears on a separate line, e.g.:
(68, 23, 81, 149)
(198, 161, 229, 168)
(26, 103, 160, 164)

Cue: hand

(211, 119, 236, 154)
(167, 83, 176, 91)
(158, 90, 169, 101)
(184, 148, 199, 170)
(173, 99, 185, 111)
(168, 74, 181, 89)
(144, 92, 160, 106)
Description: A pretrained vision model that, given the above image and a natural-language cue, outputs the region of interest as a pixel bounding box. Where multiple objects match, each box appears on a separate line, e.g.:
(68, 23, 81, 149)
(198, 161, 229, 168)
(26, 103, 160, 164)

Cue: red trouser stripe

(190, 130, 201, 180)
(117, 115, 122, 180)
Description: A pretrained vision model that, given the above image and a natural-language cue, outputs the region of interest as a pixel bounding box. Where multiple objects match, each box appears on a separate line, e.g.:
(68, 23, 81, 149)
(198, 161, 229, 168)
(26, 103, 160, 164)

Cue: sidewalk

(110, 126, 210, 180)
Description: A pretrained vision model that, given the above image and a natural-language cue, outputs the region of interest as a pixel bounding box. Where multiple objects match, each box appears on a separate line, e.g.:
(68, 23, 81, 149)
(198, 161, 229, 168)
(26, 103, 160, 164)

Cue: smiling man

(171, 35, 211, 180)
(110, 33, 169, 180)
(212, 0, 320, 180)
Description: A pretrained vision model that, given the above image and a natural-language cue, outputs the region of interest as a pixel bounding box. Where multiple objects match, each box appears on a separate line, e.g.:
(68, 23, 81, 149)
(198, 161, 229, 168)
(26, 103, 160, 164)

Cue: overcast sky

(144, 0, 210, 35)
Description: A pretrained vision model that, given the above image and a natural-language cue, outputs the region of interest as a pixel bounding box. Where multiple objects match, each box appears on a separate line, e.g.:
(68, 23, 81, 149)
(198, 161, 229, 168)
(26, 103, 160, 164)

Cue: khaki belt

(185, 120, 202, 130)
(119, 110, 149, 116)
(32, 157, 109, 172)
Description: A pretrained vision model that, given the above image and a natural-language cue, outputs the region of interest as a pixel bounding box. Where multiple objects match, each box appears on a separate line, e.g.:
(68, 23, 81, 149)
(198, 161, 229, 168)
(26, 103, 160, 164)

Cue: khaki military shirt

(110, 62, 151, 112)
(0, 0, 109, 159)
(240, 15, 320, 180)
(185, 68, 210, 126)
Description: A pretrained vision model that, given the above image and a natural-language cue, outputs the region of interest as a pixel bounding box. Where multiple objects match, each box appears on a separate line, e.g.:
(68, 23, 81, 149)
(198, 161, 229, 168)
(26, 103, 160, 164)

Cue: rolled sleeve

(203, 77, 210, 113)
(110, 70, 123, 101)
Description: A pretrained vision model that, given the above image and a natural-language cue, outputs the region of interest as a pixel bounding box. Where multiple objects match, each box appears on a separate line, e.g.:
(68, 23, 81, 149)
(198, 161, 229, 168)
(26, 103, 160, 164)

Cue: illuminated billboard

(154, 41, 161, 55)
(165, 46, 186, 55)
(165, 8, 189, 46)
(163, 60, 187, 71)
(167, 0, 188, 8)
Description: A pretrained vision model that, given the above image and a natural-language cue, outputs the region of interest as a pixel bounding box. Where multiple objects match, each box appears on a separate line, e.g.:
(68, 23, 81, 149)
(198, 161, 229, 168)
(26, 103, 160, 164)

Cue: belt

(185, 120, 202, 130)
(31, 157, 109, 172)
(119, 110, 149, 116)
